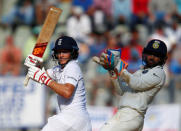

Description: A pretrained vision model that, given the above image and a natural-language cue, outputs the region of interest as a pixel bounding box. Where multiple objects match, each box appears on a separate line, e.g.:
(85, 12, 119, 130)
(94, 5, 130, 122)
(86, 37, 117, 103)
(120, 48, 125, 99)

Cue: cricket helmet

(52, 36, 79, 60)
(142, 39, 167, 66)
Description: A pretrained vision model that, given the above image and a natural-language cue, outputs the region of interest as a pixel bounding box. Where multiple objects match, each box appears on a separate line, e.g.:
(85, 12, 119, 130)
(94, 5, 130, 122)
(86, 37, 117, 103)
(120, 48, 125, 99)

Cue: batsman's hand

(27, 66, 52, 86)
(24, 54, 43, 67)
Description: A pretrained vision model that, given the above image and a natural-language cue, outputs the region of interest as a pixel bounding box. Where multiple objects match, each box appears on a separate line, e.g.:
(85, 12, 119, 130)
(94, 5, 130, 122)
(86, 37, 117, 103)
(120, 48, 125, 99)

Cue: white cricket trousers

(100, 107, 144, 131)
(41, 110, 92, 131)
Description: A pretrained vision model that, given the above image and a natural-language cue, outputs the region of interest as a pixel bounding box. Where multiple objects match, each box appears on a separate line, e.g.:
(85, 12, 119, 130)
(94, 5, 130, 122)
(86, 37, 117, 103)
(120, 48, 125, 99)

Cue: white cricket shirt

(47, 60, 87, 112)
(119, 66, 166, 114)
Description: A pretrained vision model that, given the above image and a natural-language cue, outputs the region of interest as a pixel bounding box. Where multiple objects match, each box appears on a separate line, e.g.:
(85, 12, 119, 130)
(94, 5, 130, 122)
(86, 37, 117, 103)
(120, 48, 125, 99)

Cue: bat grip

(24, 74, 30, 86)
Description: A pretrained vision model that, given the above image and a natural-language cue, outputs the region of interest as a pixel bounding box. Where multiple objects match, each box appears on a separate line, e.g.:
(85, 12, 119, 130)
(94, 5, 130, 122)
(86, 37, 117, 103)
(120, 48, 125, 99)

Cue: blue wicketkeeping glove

(99, 48, 128, 75)
(99, 49, 121, 70)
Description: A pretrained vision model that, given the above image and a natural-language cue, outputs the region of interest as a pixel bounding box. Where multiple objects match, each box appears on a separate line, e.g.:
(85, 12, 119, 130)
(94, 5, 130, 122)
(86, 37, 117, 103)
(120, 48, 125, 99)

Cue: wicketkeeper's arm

(92, 56, 124, 96)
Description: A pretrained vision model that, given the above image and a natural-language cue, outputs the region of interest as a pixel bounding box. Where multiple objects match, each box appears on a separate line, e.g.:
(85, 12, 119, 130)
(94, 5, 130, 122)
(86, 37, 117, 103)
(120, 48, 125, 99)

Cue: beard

(142, 55, 160, 68)
(145, 60, 158, 68)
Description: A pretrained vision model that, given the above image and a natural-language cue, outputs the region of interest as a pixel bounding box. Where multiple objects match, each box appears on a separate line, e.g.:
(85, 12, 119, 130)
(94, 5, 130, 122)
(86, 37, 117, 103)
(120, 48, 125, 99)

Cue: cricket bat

(24, 6, 62, 86)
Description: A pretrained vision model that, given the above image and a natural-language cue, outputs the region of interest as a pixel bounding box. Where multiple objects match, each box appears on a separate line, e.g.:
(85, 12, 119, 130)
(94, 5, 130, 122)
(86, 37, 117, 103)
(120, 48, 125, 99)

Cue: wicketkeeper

(93, 39, 168, 131)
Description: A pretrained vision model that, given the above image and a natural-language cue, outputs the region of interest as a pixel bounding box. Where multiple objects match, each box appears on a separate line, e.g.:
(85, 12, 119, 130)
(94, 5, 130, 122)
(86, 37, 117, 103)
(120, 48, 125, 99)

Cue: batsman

(23, 7, 91, 131)
(93, 39, 168, 131)
(24, 36, 92, 131)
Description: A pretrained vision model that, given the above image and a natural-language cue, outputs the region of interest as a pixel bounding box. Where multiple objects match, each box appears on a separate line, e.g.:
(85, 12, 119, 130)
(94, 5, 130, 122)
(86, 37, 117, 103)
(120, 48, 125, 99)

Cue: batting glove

(27, 66, 52, 86)
(24, 54, 43, 67)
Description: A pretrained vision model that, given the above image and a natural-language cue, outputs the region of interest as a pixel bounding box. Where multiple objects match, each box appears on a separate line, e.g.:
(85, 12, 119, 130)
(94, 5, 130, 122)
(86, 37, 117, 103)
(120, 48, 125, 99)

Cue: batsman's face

(56, 50, 71, 65)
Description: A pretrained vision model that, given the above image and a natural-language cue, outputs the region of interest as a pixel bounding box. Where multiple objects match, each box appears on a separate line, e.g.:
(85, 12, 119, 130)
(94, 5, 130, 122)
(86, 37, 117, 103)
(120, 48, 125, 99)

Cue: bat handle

(24, 75, 30, 86)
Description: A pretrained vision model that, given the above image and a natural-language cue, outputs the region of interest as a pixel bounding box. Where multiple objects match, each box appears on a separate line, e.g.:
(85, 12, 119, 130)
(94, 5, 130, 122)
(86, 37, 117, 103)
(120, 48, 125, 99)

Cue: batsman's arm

(27, 66, 75, 98)
(92, 56, 124, 95)
(48, 81, 75, 98)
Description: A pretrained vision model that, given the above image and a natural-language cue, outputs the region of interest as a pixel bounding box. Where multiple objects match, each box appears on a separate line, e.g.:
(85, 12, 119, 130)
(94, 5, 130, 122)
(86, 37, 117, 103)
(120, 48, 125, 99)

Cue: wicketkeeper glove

(99, 49, 121, 70)
(24, 54, 43, 67)
(27, 66, 52, 86)
(114, 58, 128, 76)
(99, 49, 128, 76)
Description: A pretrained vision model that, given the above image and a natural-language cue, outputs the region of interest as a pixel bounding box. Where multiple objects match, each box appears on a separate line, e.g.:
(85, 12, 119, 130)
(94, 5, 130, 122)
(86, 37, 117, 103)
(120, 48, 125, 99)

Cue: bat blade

(32, 6, 62, 58)
(24, 6, 62, 86)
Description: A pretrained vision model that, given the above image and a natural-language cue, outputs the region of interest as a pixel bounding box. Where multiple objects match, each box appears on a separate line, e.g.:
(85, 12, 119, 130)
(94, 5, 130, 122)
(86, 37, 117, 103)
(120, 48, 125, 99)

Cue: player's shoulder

(151, 66, 164, 71)
(67, 60, 79, 67)
(66, 60, 81, 71)
(150, 66, 165, 77)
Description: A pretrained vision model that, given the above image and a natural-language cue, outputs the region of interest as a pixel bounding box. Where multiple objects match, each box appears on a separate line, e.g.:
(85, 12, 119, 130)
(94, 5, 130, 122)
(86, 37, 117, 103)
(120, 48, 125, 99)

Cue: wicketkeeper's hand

(114, 58, 128, 75)
(27, 66, 52, 86)
(99, 49, 121, 70)
(24, 54, 43, 67)
(93, 49, 128, 75)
